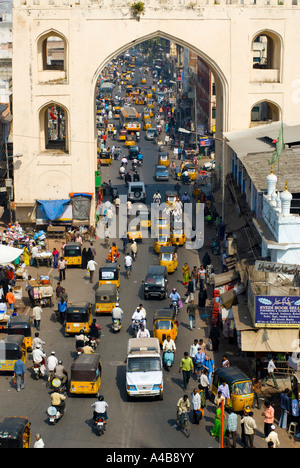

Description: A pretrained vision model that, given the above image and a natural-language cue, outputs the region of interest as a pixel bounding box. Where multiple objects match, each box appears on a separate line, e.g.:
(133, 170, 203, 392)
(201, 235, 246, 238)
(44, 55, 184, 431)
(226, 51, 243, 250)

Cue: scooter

(132, 319, 143, 336)
(75, 338, 85, 357)
(47, 405, 65, 424)
(211, 238, 220, 256)
(172, 300, 179, 315)
(112, 319, 122, 333)
(88, 336, 98, 350)
(163, 351, 174, 370)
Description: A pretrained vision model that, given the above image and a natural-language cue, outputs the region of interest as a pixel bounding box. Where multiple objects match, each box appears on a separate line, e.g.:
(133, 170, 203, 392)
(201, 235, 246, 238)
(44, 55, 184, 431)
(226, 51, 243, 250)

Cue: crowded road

(0, 55, 222, 449)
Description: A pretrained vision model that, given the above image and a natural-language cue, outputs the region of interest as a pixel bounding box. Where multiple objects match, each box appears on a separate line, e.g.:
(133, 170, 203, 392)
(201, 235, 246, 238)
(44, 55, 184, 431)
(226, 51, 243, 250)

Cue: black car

(143, 265, 168, 300)
(128, 145, 140, 159)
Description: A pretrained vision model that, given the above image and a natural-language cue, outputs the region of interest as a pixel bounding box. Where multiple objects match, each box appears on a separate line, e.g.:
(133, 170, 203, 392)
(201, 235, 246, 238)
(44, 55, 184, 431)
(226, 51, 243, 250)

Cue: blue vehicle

(163, 351, 174, 368)
(155, 165, 169, 181)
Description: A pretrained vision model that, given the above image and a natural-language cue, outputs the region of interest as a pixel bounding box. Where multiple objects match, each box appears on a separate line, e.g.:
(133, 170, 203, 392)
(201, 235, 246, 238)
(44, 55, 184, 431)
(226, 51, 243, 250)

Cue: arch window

(39, 104, 68, 153)
(37, 32, 67, 83)
(251, 31, 281, 83)
(250, 101, 281, 127)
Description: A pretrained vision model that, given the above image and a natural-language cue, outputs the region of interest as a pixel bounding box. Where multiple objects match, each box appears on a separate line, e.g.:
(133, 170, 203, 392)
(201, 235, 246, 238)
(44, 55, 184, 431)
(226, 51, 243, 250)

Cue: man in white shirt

(163, 335, 176, 353)
(32, 333, 45, 351)
(132, 306, 146, 328)
(111, 303, 124, 323)
(87, 259, 97, 283)
(32, 305, 43, 331)
(47, 351, 58, 374)
(32, 345, 46, 376)
(124, 254, 133, 271)
(91, 396, 109, 421)
(136, 324, 150, 338)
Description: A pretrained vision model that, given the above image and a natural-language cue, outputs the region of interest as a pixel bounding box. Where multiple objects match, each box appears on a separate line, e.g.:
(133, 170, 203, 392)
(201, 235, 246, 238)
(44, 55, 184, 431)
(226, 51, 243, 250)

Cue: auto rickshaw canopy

(214, 366, 252, 387)
(7, 315, 31, 338)
(70, 353, 101, 382)
(3, 335, 25, 353)
(66, 302, 91, 322)
(64, 242, 82, 256)
(0, 417, 31, 449)
(95, 283, 118, 302)
(153, 308, 176, 323)
(99, 264, 120, 282)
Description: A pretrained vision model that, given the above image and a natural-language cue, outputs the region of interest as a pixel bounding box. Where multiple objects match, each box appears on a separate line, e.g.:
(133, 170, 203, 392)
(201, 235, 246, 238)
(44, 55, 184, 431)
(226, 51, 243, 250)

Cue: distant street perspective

(0, 0, 299, 451)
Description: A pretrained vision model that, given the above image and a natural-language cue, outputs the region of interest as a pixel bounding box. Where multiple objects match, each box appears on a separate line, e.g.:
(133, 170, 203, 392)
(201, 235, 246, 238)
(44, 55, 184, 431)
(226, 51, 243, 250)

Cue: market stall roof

(241, 328, 299, 353)
(0, 245, 23, 265)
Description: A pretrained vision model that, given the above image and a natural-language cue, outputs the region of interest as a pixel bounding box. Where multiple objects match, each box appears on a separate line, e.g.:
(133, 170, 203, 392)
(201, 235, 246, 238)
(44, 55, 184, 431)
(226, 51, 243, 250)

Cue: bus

(120, 106, 141, 132)
(99, 82, 114, 101)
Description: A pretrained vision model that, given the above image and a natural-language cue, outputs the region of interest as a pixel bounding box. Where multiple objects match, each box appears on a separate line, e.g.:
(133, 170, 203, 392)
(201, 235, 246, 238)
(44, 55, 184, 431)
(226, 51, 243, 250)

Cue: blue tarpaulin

(37, 199, 71, 221)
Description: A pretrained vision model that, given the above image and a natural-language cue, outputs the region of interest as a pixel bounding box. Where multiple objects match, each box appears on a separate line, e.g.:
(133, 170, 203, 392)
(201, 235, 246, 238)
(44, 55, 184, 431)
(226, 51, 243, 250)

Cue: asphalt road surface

(0, 65, 221, 450)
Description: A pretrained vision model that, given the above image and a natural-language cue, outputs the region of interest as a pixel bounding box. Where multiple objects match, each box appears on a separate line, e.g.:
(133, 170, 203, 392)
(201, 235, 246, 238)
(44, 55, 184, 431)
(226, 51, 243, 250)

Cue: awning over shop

(213, 270, 240, 287)
(241, 328, 299, 353)
(0, 245, 23, 265)
(37, 199, 71, 221)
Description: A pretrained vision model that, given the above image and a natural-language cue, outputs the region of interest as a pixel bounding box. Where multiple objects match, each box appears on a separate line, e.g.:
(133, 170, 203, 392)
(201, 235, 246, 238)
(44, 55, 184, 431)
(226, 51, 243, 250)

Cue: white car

(128, 182, 146, 204)
(203, 159, 215, 171)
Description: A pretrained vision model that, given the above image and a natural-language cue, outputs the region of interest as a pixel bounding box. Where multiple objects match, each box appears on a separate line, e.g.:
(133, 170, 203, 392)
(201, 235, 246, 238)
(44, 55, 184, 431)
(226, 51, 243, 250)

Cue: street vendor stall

(28, 277, 54, 307)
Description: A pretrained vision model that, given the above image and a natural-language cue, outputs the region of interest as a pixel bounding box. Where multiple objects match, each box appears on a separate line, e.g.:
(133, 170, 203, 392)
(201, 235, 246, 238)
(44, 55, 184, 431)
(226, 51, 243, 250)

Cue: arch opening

(250, 100, 281, 127)
(39, 103, 68, 153)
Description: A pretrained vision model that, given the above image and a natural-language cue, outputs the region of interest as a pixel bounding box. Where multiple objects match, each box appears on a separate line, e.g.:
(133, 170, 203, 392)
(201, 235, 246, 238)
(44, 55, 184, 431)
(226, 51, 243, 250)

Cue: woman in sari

(23, 246, 30, 266)
(182, 263, 190, 286)
(211, 404, 226, 438)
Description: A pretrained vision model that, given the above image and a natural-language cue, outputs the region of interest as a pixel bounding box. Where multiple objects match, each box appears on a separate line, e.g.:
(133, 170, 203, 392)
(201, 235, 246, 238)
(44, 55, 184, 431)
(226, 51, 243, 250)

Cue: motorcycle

(136, 132, 140, 142)
(119, 169, 125, 179)
(94, 414, 107, 436)
(112, 319, 122, 333)
(47, 404, 65, 425)
(32, 362, 43, 380)
(211, 238, 220, 256)
(163, 351, 174, 370)
(172, 300, 179, 315)
(75, 338, 85, 356)
(132, 319, 143, 336)
(88, 336, 98, 351)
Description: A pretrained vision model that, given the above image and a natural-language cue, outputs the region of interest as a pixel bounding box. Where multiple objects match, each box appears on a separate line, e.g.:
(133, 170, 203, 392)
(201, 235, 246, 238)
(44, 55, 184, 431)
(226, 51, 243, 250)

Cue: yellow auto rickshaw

(7, 315, 32, 351)
(154, 233, 172, 254)
(171, 226, 186, 246)
(159, 246, 178, 273)
(183, 163, 197, 181)
(63, 242, 82, 267)
(144, 106, 153, 118)
(148, 99, 155, 109)
(69, 353, 102, 396)
(143, 121, 152, 130)
(141, 77, 147, 84)
(99, 150, 112, 166)
(99, 263, 120, 288)
(95, 284, 119, 314)
(0, 335, 27, 372)
(125, 134, 135, 147)
(136, 204, 151, 230)
(65, 301, 92, 335)
(127, 223, 143, 241)
(211, 367, 254, 412)
(119, 129, 127, 141)
(0, 417, 31, 448)
(153, 309, 178, 345)
(135, 95, 145, 106)
(158, 152, 170, 167)
(154, 216, 170, 233)
(165, 191, 179, 208)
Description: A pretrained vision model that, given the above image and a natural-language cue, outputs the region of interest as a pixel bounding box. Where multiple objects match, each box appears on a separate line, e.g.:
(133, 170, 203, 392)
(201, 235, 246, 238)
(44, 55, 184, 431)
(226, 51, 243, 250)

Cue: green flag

(268, 123, 284, 165)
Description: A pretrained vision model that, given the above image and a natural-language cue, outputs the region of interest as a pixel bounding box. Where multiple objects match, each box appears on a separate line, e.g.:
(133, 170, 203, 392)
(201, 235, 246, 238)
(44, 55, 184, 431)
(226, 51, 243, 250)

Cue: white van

(127, 181, 146, 204)
(126, 338, 163, 400)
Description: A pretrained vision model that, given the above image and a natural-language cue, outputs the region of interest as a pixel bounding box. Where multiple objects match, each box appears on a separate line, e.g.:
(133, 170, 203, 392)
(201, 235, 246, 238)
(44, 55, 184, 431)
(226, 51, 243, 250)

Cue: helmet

(58, 360, 62, 365)
(172, 288, 177, 292)
(98, 395, 104, 401)
(115, 303, 119, 307)
(80, 329, 84, 334)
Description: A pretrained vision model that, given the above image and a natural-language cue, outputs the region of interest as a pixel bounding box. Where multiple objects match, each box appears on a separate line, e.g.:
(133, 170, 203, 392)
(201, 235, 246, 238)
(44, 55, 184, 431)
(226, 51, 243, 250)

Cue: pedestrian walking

(179, 352, 194, 390)
(87, 258, 97, 284)
(224, 408, 237, 448)
(13, 353, 25, 392)
(34, 433, 45, 448)
(191, 388, 202, 425)
(241, 411, 257, 448)
(187, 303, 197, 331)
(58, 298, 68, 325)
(252, 377, 262, 409)
(200, 369, 210, 400)
(262, 357, 279, 389)
(202, 354, 215, 386)
(189, 339, 199, 364)
(211, 403, 226, 439)
(182, 263, 190, 286)
(185, 280, 194, 304)
(278, 388, 291, 430)
(263, 401, 275, 438)
(58, 256, 67, 282)
(209, 323, 220, 352)
(265, 425, 280, 448)
(32, 305, 43, 331)
(194, 348, 205, 381)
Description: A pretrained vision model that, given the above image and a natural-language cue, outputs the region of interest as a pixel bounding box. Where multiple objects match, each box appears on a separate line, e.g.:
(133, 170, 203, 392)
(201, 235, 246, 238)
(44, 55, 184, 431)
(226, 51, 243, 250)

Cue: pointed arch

(38, 101, 69, 153)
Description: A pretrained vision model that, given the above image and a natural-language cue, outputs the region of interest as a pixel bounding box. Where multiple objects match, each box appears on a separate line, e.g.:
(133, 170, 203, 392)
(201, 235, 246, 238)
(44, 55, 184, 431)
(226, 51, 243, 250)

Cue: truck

(126, 338, 163, 400)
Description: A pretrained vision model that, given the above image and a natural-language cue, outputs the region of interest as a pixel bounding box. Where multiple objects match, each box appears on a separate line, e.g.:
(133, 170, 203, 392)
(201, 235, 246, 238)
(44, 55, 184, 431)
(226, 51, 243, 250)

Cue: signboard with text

(255, 295, 300, 328)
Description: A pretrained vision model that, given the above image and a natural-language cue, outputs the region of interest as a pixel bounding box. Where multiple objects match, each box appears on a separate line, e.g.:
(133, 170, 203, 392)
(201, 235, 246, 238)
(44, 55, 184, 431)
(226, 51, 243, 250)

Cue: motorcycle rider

(50, 389, 66, 416)
(131, 306, 146, 328)
(111, 302, 124, 324)
(130, 240, 138, 259)
(32, 344, 46, 376)
(136, 323, 150, 339)
(91, 395, 109, 422)
(47, 351, 58, 376)
(53, 360, 68, 387)
(75, 329, 90, 348)
(89, 318, 102, 342)
(163, 335, 177, 370)
(169, 288, 181, 307)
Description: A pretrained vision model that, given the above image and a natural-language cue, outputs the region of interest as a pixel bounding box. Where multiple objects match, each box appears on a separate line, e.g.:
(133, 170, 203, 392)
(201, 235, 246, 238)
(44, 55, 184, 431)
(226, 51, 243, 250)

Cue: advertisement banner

(255, 295, 300, 328)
